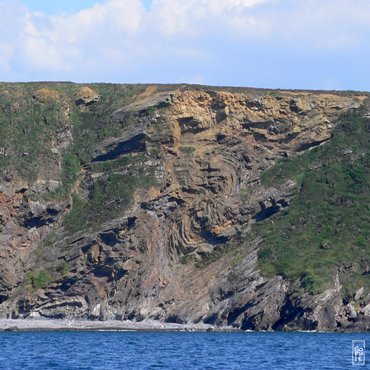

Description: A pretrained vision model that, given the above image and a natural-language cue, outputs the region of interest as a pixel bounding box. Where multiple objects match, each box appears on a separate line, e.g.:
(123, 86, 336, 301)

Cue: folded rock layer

(0, 83, 368, 331)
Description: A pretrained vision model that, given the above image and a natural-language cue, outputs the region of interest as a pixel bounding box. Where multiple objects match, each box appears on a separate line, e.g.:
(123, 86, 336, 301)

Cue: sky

(0, 0, 369, 90)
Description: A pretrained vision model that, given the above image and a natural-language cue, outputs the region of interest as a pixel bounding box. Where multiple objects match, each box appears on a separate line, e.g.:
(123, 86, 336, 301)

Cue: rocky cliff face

(0, 83, 369, 331)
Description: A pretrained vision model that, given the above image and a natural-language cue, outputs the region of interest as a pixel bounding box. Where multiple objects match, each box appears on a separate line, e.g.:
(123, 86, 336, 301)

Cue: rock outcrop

(0, 83, 368, 331)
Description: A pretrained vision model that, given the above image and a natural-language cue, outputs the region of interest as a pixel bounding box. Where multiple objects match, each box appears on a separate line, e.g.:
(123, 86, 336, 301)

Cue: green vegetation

(24, 269, 52, 290)
(241, 189, 250, 205)
(57, 261, 70, 275)
(195, 244, 232, 268)
(62, 90, 160, 231)
(145, 106, 157, 118)
(54, 88, 144, 197)
(0, 82, 146, 192)
(0, 87, 67, 181)
(61, 153, 80, 192)
(63, 194, 88, 234)
(0, 83, 160, 234)
(180, 254, 196, 265)
(64, 172, 157, 233)
(91, 153, 146, 172)
(39, 232, 57, 248)
(24, 261, 70, 292)
(89, 171, 157, 215)
(257, 111, 370, 294)
(34, 231, 58, 259)
(179, 145, 196, 154)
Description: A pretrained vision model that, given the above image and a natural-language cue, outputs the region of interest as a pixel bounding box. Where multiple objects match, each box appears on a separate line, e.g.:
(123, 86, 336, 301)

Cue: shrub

(24, 269, 52, 290)
(179, 145, 196, 154)
(63, 194, 88, 234)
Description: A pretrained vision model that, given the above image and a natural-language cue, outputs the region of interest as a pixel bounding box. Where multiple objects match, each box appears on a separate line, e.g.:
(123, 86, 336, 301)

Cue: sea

(0, 331, 368, 369)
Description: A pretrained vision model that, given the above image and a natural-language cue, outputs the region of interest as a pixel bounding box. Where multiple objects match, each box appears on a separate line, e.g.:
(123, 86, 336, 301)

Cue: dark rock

(92, 133, 147, 162)
(320, 241, 331, 249)
(5, 326, 19, 332)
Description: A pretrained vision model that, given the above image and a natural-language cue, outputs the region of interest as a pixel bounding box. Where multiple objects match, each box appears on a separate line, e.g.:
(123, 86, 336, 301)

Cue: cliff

(0, 83, 369, 331)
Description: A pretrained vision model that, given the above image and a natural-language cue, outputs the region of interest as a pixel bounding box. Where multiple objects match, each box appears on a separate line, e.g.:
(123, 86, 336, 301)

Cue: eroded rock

(0, 85, 368, 332)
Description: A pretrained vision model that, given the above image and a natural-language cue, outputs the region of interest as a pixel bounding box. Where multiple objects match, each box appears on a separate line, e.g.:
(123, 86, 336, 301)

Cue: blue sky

(21, 0, 153, 13)
(21, 0, 100, 13)
(0, 0, 369, 90)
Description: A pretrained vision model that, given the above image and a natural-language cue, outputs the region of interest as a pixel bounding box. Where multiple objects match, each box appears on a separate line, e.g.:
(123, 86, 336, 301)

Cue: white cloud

(261, 0, 370, 50)
(150, 0, 267, 37)
(0, 1, 27, 75)
(53, 0, 145, 41)
(1, 0, 267, 78)
(0, 42, 13, 73)
(206, 0, 269, 13)
(9, 0, 147, 77)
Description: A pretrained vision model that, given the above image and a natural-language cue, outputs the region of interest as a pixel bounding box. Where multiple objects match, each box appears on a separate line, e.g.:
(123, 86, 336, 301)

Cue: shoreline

(0, 319, 367, 333)
(0, 318, 237, 333)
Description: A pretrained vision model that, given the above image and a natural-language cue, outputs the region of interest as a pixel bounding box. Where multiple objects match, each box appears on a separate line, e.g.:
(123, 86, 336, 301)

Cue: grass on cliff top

(0, 82, 365, 185)
(0, 82, 146, 185)
(257, 110, 370, 296)
(0, 88, 68, 181)
(0, 82, 161, 235)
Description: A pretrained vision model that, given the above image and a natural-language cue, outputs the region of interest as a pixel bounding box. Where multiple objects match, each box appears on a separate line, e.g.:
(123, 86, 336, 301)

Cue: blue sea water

(0, 331, 368, 369)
